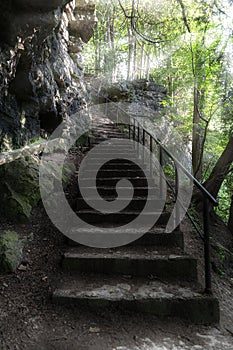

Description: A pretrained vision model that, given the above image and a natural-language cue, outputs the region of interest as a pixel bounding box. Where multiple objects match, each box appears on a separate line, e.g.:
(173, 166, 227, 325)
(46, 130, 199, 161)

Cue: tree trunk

(192, 77, 206, 181)
(145, 54, 150, 81)
(203, 137, 233, 199)
(140, 43, 145, 78)
(228, 195, 233, 234)
(167, 56, 174, 105)
(127, 26, 136, 80)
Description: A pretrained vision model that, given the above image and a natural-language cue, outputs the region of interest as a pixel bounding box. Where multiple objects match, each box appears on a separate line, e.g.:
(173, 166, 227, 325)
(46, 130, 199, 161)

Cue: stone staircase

(53, 119, 220, 324)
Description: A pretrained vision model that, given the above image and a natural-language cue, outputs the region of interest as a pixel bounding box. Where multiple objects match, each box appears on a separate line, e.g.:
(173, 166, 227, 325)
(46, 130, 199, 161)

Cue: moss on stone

(0, 155, 40, 223)
(0, 154, 76, 223)
(0, 231, 23, 273)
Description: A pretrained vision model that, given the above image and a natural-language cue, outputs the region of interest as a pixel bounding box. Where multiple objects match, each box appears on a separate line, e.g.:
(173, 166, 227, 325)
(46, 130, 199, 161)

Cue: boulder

(0, 153, 76, 223)
(0, 156, 40, 223)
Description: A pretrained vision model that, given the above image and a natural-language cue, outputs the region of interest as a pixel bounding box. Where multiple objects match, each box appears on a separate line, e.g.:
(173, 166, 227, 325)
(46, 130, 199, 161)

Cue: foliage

(83, 0, 233, 222)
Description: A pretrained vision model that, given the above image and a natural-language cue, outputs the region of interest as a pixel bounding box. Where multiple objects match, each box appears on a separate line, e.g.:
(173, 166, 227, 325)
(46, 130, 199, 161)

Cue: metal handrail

(93, 88, 218, 294)
(136, 124, 218, 205)
(128, 118, 215, 294)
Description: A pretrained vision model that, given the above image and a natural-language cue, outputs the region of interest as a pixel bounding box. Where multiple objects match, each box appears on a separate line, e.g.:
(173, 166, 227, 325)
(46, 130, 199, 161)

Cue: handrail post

(133, 119, 136, 147)
(105, 98, 108, 115)
(142, 129, 145, 165)
(129, 117, 131, 139)
(116, 105, 119, 126)
(150, 135, 153, 177)
(87, 135, 90, 149)
(159, 145, 163, 197)
(175, 164, 180, 230)
(203, 196, 212, 294)
(137, 122, 140, 156)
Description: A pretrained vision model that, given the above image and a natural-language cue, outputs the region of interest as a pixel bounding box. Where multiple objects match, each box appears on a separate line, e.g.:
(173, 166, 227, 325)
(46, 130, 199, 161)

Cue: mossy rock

(0, 231, 23, 273)
(0, 155, 40, 223)
(0, 154, 76, 222)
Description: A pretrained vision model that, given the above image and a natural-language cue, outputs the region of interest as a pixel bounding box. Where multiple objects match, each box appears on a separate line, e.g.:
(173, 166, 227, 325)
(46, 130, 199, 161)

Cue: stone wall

(0, 0, 97, 152)
(0, 0, 97, 222)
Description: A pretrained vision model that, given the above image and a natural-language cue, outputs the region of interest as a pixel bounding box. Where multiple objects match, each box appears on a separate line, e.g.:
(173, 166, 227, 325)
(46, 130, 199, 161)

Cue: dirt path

(0, 201, 233, 350)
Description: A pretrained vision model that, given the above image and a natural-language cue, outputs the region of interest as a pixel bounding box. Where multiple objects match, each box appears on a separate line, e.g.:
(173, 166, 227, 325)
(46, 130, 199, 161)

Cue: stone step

(90, 136, 128, 143)
(78, 186, 158, 198)
(85, 161, 145, 170)
(91, 129, 122, 134)
(91, 126, 121, 131)
(53, 274, 219, 324)
(87, 149, 137, 155)
(76, 209, 169, 225)
(68, 227, 184, 250)
(62, 246, 197, 281)
(80, 177, 151, 187)
(91, 122, 120, 127)
(83, 169, 147, 178)
(76, 197, 164, 211)
(86, 152, 138, 159)
(91, 136, 127, 141)
(91, 139, 135, 150)
(91, 131, 126, 138)
(86, 160, 147, 169)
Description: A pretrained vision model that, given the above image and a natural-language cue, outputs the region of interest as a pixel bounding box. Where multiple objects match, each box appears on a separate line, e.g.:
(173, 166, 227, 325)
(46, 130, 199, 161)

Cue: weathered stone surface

(62, 246, 198, 281)
(0, 231, 23, 273)
(69, 0, 97, 43)
(0, 0, 97, 221)
(53, 274, 220, 324)
(0, 0, 97, 152)
(89, 79, 167, 112)
(0, 156, 40, 222)
(0, 153, 76, 222)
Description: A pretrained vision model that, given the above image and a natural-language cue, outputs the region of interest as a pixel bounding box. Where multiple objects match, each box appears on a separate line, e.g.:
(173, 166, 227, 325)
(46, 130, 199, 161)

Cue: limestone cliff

(0, 0, 97, 152)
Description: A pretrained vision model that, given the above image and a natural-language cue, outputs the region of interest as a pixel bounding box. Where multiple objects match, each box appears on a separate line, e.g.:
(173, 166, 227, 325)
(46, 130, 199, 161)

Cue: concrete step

(68, 227, 184, 250)
(83, 169, 146, 178)
(85, 161, 145, 170)
(91, 139, 130, 145)
(86, 160, 147, 169)
(53, 274, 219, 324)
(91, 143, 134, 150)
(89, 146, 135, 151)
(86, 152, 138, 159)
(90, 136, 128, 143)
(62, 246, 197, 281)
(91, 132, 125, 138)
(76, 197, 164, 211)
(91, 136, 127, 142)
(91, 126, 122, 132)
(87, 150, 137, 156)
(81, 177, 150, 187)
(78, 186, 158, 198)
(76, 209, 169, 225)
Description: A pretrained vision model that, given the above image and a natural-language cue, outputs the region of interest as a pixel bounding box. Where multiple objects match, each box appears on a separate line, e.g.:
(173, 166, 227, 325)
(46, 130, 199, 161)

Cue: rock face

(0, 0, 97, 152)
(90, 79, 167, 112)
(0, 0, 97, 222)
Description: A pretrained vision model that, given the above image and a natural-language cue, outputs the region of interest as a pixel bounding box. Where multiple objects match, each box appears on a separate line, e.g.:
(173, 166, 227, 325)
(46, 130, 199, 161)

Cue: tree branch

(176, 0, 191, 33)
(119, 0, 167, 45)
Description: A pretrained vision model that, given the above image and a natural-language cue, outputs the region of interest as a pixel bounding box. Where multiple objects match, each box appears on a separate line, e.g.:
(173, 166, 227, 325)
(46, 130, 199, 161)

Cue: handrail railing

(91, 88, 218, 294)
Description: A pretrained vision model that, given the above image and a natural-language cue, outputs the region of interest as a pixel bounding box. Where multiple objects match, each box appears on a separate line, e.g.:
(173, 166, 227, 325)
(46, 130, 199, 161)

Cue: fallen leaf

(89, 327, 100, 333)
(18, 265, 27, 271)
